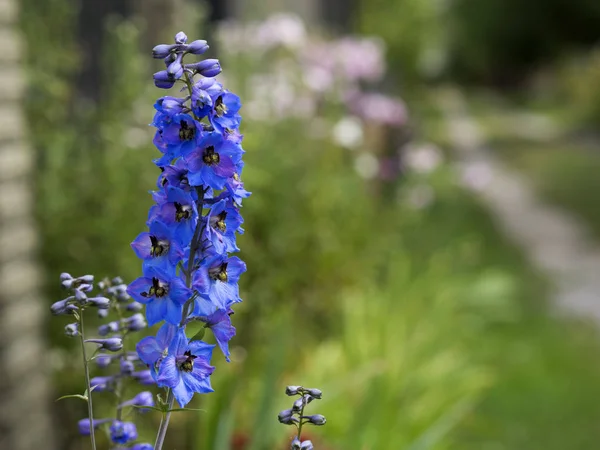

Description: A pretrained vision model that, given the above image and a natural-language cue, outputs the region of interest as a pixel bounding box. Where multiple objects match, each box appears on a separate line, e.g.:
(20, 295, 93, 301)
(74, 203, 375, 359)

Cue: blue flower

(185, 132, 244, 190)
(210, 91, 242, 132)
(159, 114, 201, 157)
(193, 308, 236, 362)
(127, 266, 191, 325)
(156, 328, 215, 407)
(131, 220, 184, 270)
(191, 77, 223, 118)
(193, 254, 246, 310)
(162, 158, 193, 193)
(136, 323, 177, 380)
(148, 187, 198, 243)
(110, 420, 138, 444)
(206, 198, 243, 254)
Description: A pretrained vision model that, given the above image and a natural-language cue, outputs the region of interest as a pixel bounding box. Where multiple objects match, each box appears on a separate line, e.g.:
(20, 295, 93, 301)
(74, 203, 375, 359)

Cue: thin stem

(296, 395, 307, 441)
(154, 70, 208, 450)
(156, 185, 206, 448)
(78, 311, 97, 450)
(154, 390, 175, 450)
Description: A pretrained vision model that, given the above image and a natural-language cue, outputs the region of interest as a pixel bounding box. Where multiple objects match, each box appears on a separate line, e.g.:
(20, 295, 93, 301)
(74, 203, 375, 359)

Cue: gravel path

(438, 87, 600, 323)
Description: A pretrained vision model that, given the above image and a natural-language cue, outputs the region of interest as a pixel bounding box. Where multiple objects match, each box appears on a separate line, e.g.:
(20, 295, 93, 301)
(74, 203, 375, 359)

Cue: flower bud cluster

(129, 31, 249, 410)
(52, 274, 155, 448)
(279, 386, 326, 449)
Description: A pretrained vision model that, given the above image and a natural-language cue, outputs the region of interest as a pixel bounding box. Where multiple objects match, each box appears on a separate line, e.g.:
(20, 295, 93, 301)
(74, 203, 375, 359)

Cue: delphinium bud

(85, 338, 124, 352)
(278, 386, 326, 449)
(78, 418, 111, 435)
(109, 420, 138, 445)
(303, 414, 326, 426)
(51, 273, 154, 447)
(65, 323, 79, 337)
(286, 385, 302, 396)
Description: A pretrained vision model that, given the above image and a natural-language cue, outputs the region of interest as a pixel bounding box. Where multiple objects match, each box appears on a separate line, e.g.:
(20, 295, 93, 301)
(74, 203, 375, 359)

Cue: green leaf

(55, 394, 88, 403)
(185, 320, 206, 341)
(130, 405, 164, 413)
(167, 407, 206, 413)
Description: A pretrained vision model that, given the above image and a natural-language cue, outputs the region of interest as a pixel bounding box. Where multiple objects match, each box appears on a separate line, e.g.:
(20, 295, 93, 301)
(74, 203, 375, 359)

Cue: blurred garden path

(438, 87, 600, 323)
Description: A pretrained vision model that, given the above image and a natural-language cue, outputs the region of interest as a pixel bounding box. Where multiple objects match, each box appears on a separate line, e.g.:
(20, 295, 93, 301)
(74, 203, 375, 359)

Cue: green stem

(296, 395, 307, 441)
(78, 311, 97, 450)
(154, 390, 175, 450)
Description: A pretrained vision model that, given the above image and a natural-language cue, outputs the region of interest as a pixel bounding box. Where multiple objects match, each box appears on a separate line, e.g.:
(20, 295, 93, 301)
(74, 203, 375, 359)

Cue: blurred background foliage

(20, 0, 600, 449)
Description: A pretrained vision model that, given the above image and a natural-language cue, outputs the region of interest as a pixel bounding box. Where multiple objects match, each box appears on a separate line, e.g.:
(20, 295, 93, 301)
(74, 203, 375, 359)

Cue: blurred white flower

(332, 116, 364, 149)
(354, 153, 379, 179)
(256, 13, 307, 50)
(460, 161, 493, 191)
(404, 143, 443, 174)
(406, 184, 435, 209)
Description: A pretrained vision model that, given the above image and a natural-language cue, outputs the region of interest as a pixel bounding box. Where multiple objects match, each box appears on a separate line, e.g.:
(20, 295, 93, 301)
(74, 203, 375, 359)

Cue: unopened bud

(85, 338, 123, 352)
(303, 414, 326, 426)
(286, 385, 302, 396)
(278, 409, 298, 425)
(186, 39, 209, 55)
(154, 70, 176, 89)
(65, 323, 79, 337)
(306, 388, 322, 399)
(186, 59, 221, 78)
(98, 321, 120, 336)
(87, 296, 110, 309)
(175, 31, 188, 44)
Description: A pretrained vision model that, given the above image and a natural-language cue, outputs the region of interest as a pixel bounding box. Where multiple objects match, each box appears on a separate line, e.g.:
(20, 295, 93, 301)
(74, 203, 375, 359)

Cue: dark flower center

(141, 277, 167, 298)
(208, 262, 228, 282)
(179, 350, 197, 372)
(210, 211, 227, 232)
(174, 202, 192, 222)
(150, 235, 169, 257)
(215, 96, 227, 117)
(179, 120, 195, 141)
(202, 146, 220, 166)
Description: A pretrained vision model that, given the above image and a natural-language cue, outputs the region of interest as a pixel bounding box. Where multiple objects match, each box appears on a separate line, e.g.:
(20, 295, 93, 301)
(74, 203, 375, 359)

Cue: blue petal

(156, 356, 179, 388)
(172, 376, 194, 407)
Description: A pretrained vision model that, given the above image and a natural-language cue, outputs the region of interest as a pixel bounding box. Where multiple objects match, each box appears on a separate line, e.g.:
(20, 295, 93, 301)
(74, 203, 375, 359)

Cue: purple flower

(110, 420, 138, 444)
(127, 266, 191, 326)
(156, 328, 215, 407)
